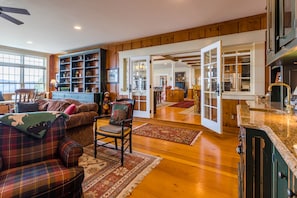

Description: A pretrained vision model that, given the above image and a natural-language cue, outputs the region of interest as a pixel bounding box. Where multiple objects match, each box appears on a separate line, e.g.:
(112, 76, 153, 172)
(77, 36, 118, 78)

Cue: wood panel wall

(49, 13, 267, 100)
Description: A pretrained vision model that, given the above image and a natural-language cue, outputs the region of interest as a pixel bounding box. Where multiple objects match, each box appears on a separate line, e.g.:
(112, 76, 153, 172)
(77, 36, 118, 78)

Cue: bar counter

(237, 102, 297, 177)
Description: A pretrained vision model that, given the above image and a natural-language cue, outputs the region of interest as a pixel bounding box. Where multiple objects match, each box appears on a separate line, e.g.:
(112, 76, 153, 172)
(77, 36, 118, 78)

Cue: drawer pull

(287, 189, 297, 197)
(278, 171, 287, 179)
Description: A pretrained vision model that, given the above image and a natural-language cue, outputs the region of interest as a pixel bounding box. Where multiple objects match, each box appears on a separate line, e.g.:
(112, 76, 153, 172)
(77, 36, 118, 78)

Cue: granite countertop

(237, 101, 297, 177)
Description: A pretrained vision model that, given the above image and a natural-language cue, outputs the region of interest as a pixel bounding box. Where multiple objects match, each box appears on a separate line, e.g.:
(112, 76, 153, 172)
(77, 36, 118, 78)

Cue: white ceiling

(0, 0, 266, 54)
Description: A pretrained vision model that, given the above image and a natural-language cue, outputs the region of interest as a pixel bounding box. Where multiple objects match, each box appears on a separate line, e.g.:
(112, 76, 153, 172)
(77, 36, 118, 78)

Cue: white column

(171, 62, 175, 88)
(188, 67, 193, 89)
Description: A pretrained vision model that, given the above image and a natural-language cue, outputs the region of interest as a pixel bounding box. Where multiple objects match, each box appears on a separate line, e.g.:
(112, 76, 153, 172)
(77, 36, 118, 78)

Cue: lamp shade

(50, 79, 56, 85)
(293, 86, 297, 95)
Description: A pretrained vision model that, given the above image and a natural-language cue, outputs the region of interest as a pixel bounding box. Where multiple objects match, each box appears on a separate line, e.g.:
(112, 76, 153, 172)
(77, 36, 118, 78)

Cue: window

(222, 48, 251, 93)
(0, 52, 46, 93)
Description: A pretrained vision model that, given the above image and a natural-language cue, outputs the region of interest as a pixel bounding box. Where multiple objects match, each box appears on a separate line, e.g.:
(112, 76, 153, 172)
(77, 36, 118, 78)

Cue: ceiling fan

(0, 6, 30, 25)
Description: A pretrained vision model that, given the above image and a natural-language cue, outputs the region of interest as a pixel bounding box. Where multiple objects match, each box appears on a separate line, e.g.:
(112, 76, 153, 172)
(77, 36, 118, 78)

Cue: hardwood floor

(128, 103, 240, 198)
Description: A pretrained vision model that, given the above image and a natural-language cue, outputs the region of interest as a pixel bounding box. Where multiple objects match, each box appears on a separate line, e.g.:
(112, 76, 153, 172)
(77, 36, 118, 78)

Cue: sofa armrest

(59, 137, 83, 168)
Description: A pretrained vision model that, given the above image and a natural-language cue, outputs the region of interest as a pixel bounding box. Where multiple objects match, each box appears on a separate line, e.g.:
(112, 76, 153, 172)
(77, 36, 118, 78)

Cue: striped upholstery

(0, 115, 84, 198)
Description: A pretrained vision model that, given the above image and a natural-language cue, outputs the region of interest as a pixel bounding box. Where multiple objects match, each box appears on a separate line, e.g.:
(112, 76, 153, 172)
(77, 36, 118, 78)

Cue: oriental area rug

(133, 123, 202, 145)
(169, 100, 194, 108)
(80, 144, 161, 198)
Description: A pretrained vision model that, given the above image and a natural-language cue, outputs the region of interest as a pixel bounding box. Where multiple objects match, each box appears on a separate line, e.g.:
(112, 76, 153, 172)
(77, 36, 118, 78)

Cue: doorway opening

(151, 51, 201, 125)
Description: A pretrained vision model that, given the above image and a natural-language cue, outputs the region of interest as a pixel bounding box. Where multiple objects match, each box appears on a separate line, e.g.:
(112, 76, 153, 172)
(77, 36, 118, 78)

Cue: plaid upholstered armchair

(0, 111, 84, 198)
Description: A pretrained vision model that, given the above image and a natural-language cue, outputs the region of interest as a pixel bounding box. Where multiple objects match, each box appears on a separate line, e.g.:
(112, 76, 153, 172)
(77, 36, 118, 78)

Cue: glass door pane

(201, 41, 222, 134)
(130, 56, 151, 118)
(279, 0, 295, 47)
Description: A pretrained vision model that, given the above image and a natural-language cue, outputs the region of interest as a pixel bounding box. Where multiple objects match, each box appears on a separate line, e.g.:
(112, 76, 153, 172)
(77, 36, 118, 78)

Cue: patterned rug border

(81, 144, 162, 198)
(133, 123, 202, 146)
(117, 151, 161, 198)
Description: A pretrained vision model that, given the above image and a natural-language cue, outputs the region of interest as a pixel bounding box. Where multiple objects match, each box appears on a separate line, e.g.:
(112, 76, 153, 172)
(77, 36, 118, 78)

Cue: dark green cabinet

(239, 128, 272, 198)
(273, 147, 297, 198)
(272, 147, 289, 198)
(240, 127, 297, 197)
(266, 0, 297, 65)
(52, 92, 104, 114)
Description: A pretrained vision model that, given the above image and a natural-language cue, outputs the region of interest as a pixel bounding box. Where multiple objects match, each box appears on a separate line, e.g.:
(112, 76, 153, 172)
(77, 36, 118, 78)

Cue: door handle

(216, 83, 220, 96)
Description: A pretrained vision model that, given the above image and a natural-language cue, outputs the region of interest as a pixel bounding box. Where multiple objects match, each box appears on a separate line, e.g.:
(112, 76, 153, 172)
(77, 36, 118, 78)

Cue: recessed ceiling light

(26, 41, 33, 44)
(74, 25, 82, 30)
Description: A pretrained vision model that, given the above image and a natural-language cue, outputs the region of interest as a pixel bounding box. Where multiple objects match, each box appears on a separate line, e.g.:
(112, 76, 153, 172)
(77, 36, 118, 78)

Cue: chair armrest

(59, 137, 83, 168)
(93, 114, 111, 122)
(120, 118, 133, 128)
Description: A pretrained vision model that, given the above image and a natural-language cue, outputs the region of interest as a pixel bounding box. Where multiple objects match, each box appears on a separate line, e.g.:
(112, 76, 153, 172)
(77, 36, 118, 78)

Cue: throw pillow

(15, 102, 39, 113)
(109, 103, 129, 126)
(64, 104, 76, 115)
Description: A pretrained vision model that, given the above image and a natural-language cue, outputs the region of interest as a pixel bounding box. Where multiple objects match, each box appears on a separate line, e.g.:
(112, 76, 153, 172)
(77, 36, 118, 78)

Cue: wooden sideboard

(166, 88, 184, 102)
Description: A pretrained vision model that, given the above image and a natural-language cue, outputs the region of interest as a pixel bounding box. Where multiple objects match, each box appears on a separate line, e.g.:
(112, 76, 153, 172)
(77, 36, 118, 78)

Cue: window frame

(0, 51, 47, 94)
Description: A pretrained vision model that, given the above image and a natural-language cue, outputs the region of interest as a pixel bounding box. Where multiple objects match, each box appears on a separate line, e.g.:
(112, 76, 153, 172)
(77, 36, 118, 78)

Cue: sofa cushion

(0, 159, 84, 198)
(36, 99, 49, 111)
(64, 98, 81, 106)
(77, 103, 98, 113)
(15, 102, 39, 113)
(47, 100, 70, 111)
(66, 111, 98, 129)
(64, 104, 76, 115)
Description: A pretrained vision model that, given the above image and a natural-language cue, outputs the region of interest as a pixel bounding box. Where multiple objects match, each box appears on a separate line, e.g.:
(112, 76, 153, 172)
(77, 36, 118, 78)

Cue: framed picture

(107, 69, 118, 83)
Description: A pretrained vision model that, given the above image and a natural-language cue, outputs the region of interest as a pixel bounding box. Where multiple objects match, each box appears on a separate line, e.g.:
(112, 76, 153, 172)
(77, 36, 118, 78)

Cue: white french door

(129, 56, 151, 118)
(201, 41, 222, 134)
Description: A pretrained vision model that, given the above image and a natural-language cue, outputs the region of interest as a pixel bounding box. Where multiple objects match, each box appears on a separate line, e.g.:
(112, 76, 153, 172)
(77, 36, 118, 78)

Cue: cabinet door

(272, 147, 288, 198)
(288, 170, 297, 198)
(278, 0, 295, 48)
(244, 128, 272, 198)
(267, 0, 276, 56)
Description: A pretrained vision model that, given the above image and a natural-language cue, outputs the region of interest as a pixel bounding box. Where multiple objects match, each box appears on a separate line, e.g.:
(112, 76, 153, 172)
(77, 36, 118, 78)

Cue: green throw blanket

(0, 111, 69, 139)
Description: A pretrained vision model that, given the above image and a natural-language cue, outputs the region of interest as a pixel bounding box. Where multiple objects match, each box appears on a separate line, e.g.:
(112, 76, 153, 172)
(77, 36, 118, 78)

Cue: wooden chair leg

(94, 134, 97, 158)
(115, 138, 118, 150)
(121, 136, 124, 166)
(129, 132, 132, 153)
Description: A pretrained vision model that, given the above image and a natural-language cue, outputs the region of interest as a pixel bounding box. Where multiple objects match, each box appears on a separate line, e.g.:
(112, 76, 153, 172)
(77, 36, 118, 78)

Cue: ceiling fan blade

(0, 12, 23, 25)
(0, 6, 30, 15)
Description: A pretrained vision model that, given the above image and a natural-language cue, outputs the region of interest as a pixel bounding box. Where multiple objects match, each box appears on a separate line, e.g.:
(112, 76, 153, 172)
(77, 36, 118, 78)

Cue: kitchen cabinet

(266, 0, 297, 65)
(272, 146, 289, 198)
(58, 48, 106, 93)
(238, 127, 272, 198)
(273, 146, 297, 198)
(239, 126, 297, 198)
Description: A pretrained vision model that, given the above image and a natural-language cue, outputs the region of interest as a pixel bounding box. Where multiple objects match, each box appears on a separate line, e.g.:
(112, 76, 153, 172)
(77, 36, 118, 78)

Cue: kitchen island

(237, 102, 297, 197)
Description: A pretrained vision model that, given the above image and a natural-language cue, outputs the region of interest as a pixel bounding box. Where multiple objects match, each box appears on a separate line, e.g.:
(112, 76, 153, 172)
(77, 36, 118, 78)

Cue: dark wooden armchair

(13, 89, 37, 113)
(93, 98, 135, 166)
(14, 89, 36, 103)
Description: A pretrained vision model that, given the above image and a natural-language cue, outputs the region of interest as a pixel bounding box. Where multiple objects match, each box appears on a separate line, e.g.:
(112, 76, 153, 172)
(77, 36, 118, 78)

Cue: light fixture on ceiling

(73, 25, 82, 30)
(26, 41, 32, 44)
